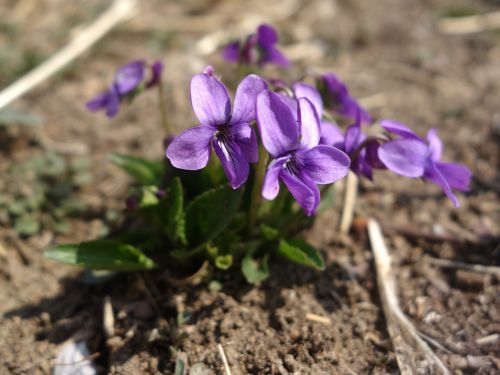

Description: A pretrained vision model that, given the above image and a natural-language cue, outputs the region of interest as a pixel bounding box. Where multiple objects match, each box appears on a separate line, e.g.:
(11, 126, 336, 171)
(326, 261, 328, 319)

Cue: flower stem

(157, 81, 172, 134)
(247, 143, 267, 236)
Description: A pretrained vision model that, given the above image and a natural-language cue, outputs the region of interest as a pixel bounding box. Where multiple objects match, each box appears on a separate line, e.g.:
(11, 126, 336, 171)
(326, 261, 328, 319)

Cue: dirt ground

(1, 0, 499, 374)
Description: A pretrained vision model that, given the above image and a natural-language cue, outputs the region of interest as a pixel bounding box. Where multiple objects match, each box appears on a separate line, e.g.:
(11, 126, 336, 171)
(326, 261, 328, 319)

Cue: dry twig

(340, 172, 358, 234)
(217, 343, 232, 375)
(103, 296, 115, 338)
(0, 0, 137, 110)
(368, 219, 450, 375)
(305, 313, 332, 325)
(438, 11, 500, 35)
(427, 257, 500, 277)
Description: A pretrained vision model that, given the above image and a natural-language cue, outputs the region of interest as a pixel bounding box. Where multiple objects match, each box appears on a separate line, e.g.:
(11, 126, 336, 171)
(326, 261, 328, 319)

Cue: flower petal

(257, 24, 278, 48)
(380, 119, 422, 140)
(190, 73, 231, 126)
(262, 156, 288, 200)
(378, 138, 429, 177)
(426, 128, 443, 161)
(256, 90, 299, 157)
(114, 60, 145, 95)
(298, 145, 350, 184)
(424, 160, 460, 207)
(434, 162, 471, 191)
(281, 172, 320, 216)
(166, 125, 214, 170)
(319, 121, 344, 146)
(230, 122, 259, 163)
(343, 121, 361, 154)
(292, 83, 323, 117)
(298, 97, 321, 150)
(231, 74, 268, 125)
(146, 61, 163, 88)
(86, 92, 110, 112)
(260, 48, 289, 66)
(105, 89, 120, 118)
(222, 41, 240, 62)
(213, 137, 249, 189)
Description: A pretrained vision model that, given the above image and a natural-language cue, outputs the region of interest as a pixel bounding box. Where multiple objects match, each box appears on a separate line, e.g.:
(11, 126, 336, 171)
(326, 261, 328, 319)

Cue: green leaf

(260, 224, 279, 241)
(242, 253, 269, 284)
(278, 239, 325, 270)
(108, 153, 162, 185)
(184, 185, 242, 246)
(163, 177, 186, 244)
(44, 240, 156, 271)
(132, 186, 160, 208)
(215, 254, 233, 270)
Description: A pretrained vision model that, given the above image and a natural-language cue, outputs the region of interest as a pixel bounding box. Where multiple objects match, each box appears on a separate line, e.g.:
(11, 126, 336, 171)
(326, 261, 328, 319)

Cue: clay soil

(1, 0, 499, 374)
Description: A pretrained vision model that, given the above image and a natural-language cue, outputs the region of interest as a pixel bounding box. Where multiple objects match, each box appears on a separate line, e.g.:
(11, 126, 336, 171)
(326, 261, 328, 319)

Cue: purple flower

(222, 24, 289, 67)
(317, 73, 371, 124)
(256, 91, 350, 216)
(378, 120, 472, 207)
(86, 60, 163, 117)
(166, 68, 267, 189)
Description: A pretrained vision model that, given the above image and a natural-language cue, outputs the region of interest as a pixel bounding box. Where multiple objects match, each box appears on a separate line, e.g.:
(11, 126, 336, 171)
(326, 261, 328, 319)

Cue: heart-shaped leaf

(108, 153, 163, 185)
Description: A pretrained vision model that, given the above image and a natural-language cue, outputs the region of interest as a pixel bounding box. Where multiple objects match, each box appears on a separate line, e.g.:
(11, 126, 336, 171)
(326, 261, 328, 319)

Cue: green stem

(247, 143, 267, 236)
(157, 82, 172, 134)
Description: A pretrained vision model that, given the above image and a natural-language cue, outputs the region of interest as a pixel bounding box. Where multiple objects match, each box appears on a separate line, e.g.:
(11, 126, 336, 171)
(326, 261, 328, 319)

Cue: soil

(1, 0, 499, 374)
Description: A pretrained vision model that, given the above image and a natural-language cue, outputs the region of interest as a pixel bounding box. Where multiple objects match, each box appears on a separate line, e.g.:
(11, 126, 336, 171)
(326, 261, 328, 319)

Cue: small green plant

(45, 24, 471, 284)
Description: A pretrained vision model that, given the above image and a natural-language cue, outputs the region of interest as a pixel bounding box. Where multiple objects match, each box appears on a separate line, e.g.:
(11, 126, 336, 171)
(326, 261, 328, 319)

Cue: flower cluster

(86, 60, 163, 117)
(70, 23, 474, 280)
(222, 24, 289, 68)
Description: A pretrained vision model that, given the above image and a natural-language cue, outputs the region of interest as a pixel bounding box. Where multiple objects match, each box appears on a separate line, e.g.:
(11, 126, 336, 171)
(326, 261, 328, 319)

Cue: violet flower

(256, 91, 350, 216)
(378, 120, 472, 207)
(317, 73, 371, 124)
(322, 113, 383, 180)
(86, 60, 163, 118)
(166, 68, 267, 189)
(222, 24, 289, 67)
(284, 82, 380, 179)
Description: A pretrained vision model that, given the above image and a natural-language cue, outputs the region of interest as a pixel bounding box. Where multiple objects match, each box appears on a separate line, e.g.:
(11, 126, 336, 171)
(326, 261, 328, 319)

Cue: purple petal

(365, 140, 385, 169)
(86, 91, 110, 112)
(292, 82, 323, 117)
(426, 128, 443, 161)
(434, 162, 472, 191)
(256, 90, 298, 157)
(278, 93, 298, 121)
(322, 73, 349, 102)
(257, 24, 278, 48)
(222, 41, 240, 62)
(231, 74, 268, 125)
(298, 145, 350, 184)
(230, 122, 259, 163)
(166, 125, 215, 170)
(105, 89, 120, 118)
(281, 172, 320, 216)
(262, 156, 288, 200)
(260, 48, 289, 67)
(190, 73, 231, 126)
(146, 61, 163, 88)
(424, 160, 460, 207)
(344, 121, 362, 155)
(213, 137, 249, 189)
(298, 97, 321, 150)
(319, 121, 344, 146)
(114, 60, 145, 95)
(380, 119, 422, 140)
(378, 138, 429, 178)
